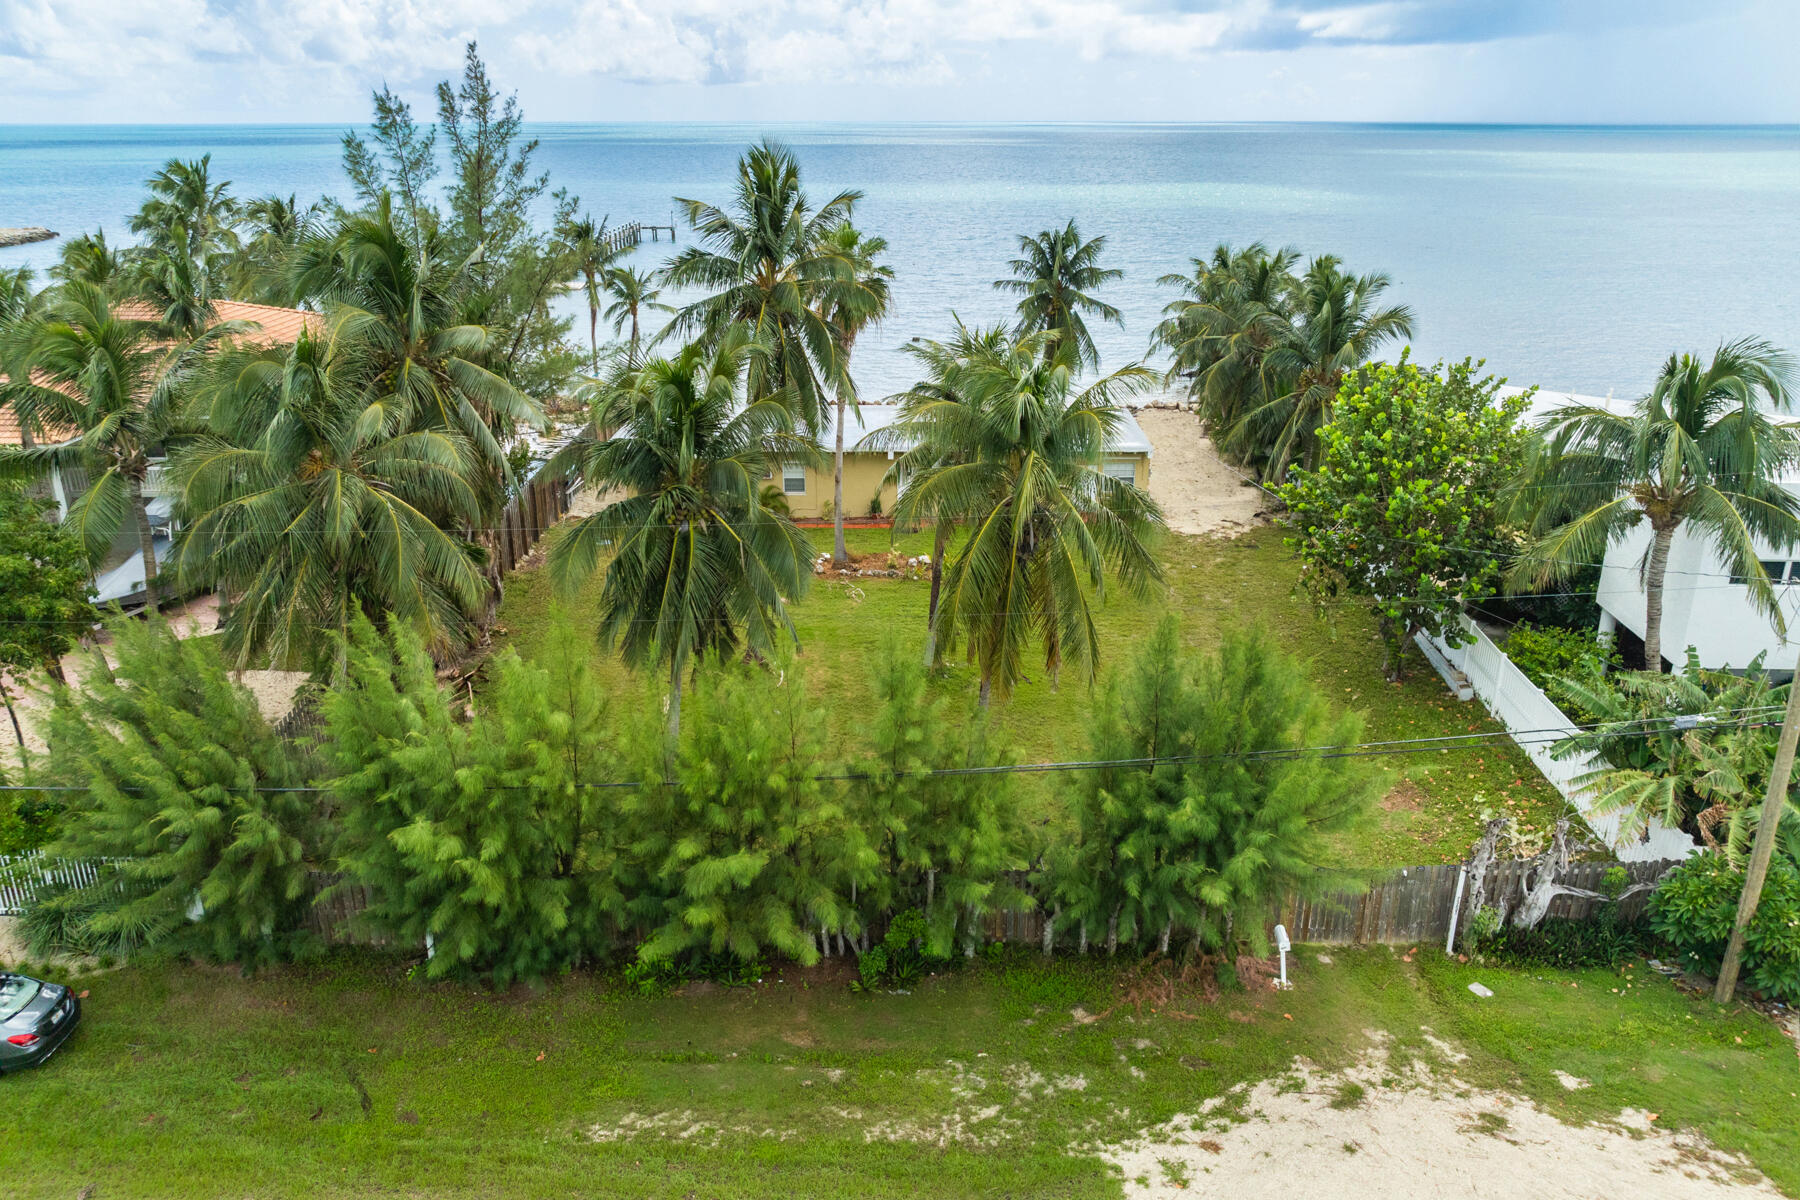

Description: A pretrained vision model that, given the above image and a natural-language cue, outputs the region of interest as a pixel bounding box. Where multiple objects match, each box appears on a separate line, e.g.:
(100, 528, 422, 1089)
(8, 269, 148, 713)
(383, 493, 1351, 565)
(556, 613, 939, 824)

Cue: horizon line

(4, 119, 1799, 131)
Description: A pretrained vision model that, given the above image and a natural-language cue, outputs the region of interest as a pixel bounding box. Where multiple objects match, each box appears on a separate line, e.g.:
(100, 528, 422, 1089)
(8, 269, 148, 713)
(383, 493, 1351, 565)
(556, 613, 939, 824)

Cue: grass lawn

(492, 523, 1564, 866)
(3, 949, 1794, 1198)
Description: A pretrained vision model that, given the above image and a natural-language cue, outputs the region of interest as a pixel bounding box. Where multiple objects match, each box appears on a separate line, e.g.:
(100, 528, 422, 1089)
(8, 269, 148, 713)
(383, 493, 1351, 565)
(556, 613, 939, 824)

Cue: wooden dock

(598, 221, 677, 257)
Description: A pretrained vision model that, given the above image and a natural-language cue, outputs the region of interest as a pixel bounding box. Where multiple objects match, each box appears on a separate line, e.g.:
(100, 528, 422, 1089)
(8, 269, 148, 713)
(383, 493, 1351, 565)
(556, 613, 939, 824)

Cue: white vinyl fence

(0, 852, 113, 915)
(1416, 616, 1699, 862)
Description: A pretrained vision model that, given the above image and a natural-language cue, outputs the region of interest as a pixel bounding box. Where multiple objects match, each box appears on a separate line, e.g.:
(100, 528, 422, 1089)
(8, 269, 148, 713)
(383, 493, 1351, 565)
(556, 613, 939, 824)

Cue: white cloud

(0, 0, 1789, 122)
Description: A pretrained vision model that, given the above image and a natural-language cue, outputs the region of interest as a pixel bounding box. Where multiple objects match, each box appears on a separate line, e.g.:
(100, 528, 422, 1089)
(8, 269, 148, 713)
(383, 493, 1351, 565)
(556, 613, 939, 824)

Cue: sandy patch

(1132, 402, 1270, 538)
(1, 592, 309, 770)
(1099, 1041, 1778, 1199)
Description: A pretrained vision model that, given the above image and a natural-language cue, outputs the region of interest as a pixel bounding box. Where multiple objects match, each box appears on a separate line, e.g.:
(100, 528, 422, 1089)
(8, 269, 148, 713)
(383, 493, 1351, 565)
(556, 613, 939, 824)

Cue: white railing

(1417, 617, 1699, 862)
(0, 852, 113, 915)
(141, 459, 170, 498)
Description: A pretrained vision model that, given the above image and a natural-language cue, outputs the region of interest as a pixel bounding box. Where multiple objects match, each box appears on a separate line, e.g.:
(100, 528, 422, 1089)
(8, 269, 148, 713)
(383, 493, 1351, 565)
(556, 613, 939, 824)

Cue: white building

(1507, 387, 1800, 672)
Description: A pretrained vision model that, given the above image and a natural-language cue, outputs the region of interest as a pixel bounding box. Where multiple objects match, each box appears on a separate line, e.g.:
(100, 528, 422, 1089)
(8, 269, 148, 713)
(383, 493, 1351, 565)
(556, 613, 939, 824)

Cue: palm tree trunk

(977, 672, 992, 709)
(1643, 522, 1676, 672)
(128, 475, 160, 610)
(923, 523, 947, 669)
(0, 677, 25, 751)
(667, 653, 684, 740)
(833, 394, 849, 564)
(630, 311, 640, 363)
(588, 302, 599, 374)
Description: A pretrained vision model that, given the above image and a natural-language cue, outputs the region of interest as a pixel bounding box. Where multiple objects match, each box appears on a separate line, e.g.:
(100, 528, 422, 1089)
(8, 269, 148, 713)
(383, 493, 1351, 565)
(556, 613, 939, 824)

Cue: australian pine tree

(629, 655, 870, 967)
(861, 639, 1023, 955)
(322, 614, 630, 982)
(1051, 619, 1379, 957)
(26, 619, 315, 965)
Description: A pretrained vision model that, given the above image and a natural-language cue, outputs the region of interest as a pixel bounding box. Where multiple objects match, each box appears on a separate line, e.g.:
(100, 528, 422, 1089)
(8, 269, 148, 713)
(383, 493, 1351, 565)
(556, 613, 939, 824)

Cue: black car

(0, 972, 80, 1073)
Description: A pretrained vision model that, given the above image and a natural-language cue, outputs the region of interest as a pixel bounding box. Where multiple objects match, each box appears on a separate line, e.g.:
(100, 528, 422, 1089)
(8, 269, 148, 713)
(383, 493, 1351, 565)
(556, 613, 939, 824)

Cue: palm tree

(888, 330, 1165, 705)
(0, 284, 227, 607)
(544, 332, 816, 737)
(1226, 255, 1414, 481)
(128, 155, 241, 262)
(233, 193, 321, 303)
(133, 227, 218, 337)
(661, 140, 861, 430)
(291, 197, 544, 503)
(863, 320, 1008, 666)
(820, 224, 893, 564)
(559, 212, 615, 373)
(1151, 242, 1299, 441)
(603, 265, 673, 365)
(994, 221, 1122, 373)
(0, 268, 45, 450)
(127, 156, 242, 334)
(171, 332, 490, 676)
(1509, 339, 1800, 672)
(50, 231, 126, 290)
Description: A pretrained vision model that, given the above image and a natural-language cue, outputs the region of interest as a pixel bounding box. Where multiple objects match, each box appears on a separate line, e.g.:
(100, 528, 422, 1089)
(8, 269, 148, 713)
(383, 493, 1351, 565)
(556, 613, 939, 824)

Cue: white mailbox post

(1273, 923, 1292, 990)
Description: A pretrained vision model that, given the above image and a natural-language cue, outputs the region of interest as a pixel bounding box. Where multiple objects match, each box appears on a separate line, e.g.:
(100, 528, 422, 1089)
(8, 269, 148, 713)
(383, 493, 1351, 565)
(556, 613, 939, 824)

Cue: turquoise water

(3, 123, 1797, 398)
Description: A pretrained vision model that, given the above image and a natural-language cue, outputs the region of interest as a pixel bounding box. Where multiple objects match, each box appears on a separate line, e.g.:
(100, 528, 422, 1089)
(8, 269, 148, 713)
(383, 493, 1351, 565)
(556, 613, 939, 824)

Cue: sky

(1, 0, 1797, 125)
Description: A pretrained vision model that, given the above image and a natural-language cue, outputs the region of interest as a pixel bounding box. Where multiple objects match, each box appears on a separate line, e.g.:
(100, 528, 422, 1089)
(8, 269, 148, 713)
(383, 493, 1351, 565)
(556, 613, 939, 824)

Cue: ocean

(3, 122, 1798, 400)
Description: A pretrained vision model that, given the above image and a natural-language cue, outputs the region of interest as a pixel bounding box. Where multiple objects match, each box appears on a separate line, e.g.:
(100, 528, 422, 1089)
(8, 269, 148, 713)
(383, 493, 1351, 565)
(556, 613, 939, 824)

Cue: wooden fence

(978, 858, 1680, 949)
(5, 855, 1682, 948)
(489, 475, 573, 576)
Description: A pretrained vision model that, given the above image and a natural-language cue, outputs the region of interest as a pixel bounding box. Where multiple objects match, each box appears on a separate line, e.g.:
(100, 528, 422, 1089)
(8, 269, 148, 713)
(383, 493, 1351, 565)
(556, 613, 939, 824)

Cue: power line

(0, 705, 1779, 796)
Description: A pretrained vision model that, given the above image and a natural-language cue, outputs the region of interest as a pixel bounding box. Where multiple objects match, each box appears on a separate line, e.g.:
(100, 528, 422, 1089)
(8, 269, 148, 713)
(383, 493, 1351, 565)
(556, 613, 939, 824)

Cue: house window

(1101, 459, 1137, 483)
(782, 464, 807, 495)
(1734, 561, 1793, 585)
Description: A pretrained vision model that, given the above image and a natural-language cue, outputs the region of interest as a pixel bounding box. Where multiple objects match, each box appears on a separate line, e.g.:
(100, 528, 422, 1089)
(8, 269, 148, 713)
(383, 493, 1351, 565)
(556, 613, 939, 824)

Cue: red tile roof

(1, 300, 320, 445)
(111, 299, 323, 346)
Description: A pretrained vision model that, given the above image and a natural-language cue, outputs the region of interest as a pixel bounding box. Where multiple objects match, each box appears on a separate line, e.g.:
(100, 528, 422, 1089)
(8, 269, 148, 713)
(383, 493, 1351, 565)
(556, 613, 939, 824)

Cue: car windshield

(0, 975, 41, 1021)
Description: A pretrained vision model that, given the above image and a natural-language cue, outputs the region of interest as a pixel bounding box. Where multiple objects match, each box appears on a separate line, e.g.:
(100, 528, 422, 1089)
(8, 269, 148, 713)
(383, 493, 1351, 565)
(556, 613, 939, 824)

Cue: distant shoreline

(0, 227, 57, 249)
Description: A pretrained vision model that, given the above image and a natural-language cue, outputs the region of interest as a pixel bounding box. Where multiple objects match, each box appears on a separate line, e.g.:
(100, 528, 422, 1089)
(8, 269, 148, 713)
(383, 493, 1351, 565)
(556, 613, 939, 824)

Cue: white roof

(1497, 385, 1637, 424)
(833, 403, 1152, 456)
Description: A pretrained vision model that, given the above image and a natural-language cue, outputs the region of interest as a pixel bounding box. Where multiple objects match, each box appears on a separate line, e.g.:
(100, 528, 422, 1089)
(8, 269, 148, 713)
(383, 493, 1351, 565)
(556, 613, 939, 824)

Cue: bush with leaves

(1049, 618, 1379, 956)
(0, 483, 91, 756)
(321, 614, 631, 983)
(1552, 650, 1785, 853)
(1503, 622, 1621, 707)
(854, 908, 934, 991)
(1281, 357, 1530, 679)
(626, 654, 870, 967)
(1649, 847, 1800, 1001)
(859, 640, 1023, 956)
(20, 619, 316, 965)
(1476, 868, 1644, 968)
(1476, 914, 1645, 970)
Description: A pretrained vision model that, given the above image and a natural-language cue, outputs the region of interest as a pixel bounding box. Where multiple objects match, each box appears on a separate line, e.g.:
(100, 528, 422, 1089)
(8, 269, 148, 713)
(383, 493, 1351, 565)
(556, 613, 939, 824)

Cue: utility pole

(1712, 650, 1800, 1003)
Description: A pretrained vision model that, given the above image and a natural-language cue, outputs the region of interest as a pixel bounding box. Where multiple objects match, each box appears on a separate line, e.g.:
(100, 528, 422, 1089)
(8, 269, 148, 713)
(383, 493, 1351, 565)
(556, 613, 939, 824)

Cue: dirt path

(1100, 1034, 1779, 1198)
(1133, 403, 1269, 538)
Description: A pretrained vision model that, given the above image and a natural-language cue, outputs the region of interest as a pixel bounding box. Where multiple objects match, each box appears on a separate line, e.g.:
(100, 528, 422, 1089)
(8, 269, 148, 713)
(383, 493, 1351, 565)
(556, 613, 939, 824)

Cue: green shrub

(623, 953, 767, 997)
(1649, 852, 1800, 1001)
(1051, 619, 1379, 955)
(1504, 622, 1620, 703)
(855, 909, 940, 991)
(1476, 915, 1644, 969)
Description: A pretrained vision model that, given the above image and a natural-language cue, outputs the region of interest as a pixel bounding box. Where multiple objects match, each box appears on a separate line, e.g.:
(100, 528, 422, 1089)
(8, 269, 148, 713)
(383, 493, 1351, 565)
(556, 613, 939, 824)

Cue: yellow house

(770, 404, 1154, 520)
